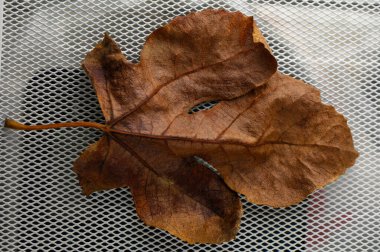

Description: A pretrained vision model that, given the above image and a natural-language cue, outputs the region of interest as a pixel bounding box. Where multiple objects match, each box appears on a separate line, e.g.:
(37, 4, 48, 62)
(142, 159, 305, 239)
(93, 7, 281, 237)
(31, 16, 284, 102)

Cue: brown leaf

(5, 9, 358, 244)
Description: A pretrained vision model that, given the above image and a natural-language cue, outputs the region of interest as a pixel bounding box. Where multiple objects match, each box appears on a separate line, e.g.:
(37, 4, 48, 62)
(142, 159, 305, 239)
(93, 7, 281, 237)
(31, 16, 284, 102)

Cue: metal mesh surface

(1, 0, 379, 251)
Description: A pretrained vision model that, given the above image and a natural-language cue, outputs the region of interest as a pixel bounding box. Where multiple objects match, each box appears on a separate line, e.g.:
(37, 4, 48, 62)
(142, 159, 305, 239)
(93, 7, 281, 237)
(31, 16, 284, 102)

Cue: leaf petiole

(4, 118, 108, 132)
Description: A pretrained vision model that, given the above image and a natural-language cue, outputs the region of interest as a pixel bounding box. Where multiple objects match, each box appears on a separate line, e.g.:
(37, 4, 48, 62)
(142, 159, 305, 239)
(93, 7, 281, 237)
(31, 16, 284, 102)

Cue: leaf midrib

(108, 129, 352, 152)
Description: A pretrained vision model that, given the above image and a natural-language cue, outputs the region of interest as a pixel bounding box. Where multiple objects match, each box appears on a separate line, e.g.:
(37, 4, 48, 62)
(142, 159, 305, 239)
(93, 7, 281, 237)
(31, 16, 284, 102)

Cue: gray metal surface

(0, 0, 379, 251)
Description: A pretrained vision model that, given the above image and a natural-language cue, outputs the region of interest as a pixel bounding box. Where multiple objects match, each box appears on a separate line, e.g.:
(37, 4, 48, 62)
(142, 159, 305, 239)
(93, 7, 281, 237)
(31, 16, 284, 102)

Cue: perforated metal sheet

(0, 0, 379, 251)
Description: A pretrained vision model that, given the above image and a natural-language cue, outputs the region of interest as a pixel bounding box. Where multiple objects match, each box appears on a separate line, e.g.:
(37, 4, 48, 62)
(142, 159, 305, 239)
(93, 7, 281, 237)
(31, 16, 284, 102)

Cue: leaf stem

(4, 119, 108, 132)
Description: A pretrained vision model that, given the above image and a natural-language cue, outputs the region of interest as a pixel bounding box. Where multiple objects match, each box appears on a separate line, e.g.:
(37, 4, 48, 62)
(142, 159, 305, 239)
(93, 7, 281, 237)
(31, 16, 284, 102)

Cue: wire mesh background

(0, 0, 379, 251)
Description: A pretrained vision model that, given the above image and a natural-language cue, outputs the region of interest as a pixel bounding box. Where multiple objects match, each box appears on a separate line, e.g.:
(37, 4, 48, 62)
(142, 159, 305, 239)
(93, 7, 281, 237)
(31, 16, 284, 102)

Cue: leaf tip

(100, 32, 113, 47)
(103, 32, 111, 41)
(93, 32, 119, 53)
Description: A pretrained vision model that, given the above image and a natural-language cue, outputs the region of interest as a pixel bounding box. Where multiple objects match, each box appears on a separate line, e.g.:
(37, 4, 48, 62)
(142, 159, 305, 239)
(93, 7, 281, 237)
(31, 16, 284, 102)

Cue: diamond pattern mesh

(1, 0, 379, 251)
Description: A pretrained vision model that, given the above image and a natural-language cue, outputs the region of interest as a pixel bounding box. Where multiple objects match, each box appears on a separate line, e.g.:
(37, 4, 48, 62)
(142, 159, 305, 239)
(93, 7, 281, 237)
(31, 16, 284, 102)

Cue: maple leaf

(4, 10, 358, 244)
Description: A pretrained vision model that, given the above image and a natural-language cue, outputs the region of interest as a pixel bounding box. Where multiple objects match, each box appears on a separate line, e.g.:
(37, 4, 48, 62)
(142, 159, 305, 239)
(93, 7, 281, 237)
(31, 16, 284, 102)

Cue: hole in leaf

(188, 100, 219, 114)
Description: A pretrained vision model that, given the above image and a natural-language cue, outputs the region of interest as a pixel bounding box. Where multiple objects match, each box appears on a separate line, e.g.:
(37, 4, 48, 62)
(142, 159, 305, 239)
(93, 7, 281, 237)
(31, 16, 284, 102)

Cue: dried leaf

(5, 9, 358, 244)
